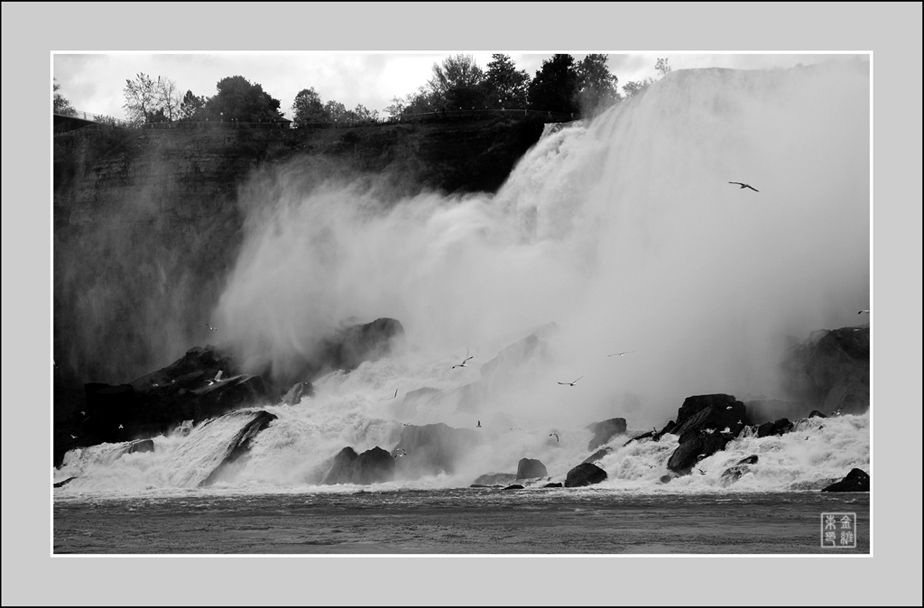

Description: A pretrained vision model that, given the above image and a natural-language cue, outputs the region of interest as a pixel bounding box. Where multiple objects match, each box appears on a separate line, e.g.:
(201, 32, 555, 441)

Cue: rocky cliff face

(53, 117, 547, 419)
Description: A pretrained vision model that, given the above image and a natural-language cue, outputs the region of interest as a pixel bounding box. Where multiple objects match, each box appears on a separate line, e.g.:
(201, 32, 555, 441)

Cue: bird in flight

(207, 322, 218, 331)
(858, 309, 870, 315)
(451, 355, 474, 369)
(389, 389, 398, 399)
(558, 376, 583, 386)
(696, 468, 706, 475)
(549, 432, 559, 442)
(118, 424, 124, 430)
(607, 351, 634, 357)
(729, 182, 759, 192)
(70, 434, 78, 439)
(477, 420, 481, 428)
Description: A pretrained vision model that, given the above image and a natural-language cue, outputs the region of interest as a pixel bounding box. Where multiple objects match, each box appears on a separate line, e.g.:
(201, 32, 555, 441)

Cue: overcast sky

(52, 52, 863, 121)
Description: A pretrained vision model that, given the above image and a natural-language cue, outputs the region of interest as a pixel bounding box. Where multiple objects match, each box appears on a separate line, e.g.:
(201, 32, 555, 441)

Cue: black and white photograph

(3, 3, 922, 606)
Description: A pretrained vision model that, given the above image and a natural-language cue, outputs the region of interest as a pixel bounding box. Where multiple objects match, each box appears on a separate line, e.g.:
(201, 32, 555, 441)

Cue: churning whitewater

(55, 61, 870, 495)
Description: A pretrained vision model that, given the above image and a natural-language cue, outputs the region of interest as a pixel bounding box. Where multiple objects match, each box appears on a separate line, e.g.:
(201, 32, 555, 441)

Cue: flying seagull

(558, 376, 584, 386)
(607, 351, 634, 357)
(729, 182, 759, 192)
(858, 309, 870, 315)
(696, 468, 706, 475)
(389, 389, 398, 399)
(477, 420, 481, 428)
(207, 322, 218, 331)
(549, 432, 559, 442)
(451, 355, 474, 370)
(118, 424, 124, 430)
(70, 434, 78, 439)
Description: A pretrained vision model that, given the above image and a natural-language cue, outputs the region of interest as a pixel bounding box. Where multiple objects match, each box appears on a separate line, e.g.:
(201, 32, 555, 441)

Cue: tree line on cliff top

(54, 54, 669, 128)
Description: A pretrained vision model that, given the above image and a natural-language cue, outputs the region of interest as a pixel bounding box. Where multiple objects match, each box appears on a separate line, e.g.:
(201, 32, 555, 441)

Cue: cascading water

(56, 60, 870, 494)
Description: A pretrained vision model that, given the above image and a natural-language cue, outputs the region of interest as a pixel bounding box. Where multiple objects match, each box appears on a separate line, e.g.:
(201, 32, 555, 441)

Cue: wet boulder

(586, 418, 627, 451)
(664, 394, 749, 474)
(516, 458, 548, 480)
(582, 447, 613, 465)
(738, 455, 759, 465)
(322, 446, 396, 485)
(543, 482, 563, 488)
(503, 484, 525, 491)
(319, 318, 405, 373)
(472, 472, 517, 487)
(199, 410, 278, 487)
(126, 439, 155, 454)
(757, 418, 794, 438)
(821, 468, 870, 492)
(54, 477, 77, 488)
(666, 431, 728, 474)
(283, 381, 313, 406)
(808, 410, 827, 419)
(720, 465, 752, 486)
(564, 463, 607, 488)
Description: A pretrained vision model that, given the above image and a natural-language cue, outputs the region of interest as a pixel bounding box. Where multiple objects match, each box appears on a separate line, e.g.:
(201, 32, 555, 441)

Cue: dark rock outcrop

(738, 455, 759, 465)
(781, 327, 870, 416)
(318, 318, 405, 373)
(54, 477, 77, 488)
(322, 446, 396, 485)
(821, 468, 870, 492)
(283, 381, 313, 406)
(472, 472, 518, 487)
(516, 458, 548, 480)
(666, 432, 729, 474)
(663, 394, 750, 474)
(586, 418, 627, 451)
(543, 482, 563, 488)
(582, 447, 613, 464)
(720, 465, 752, 486)
(564, 463, 607, 488)
(503, 484, 525, 491)
(126, 439, 155, 454)
(808, 410, 827, 418)
(392, 423, 484, 476)
(199, 410, 277, 487)
(757, 418, 795, 438)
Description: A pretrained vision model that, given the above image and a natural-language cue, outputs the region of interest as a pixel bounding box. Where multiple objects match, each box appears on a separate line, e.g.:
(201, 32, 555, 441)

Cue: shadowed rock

(720, 465, 752, 486)
(543, 482, 563, 488)
(808, 410, 827, 418)
(283, 381, 313, 406)
(322, 446, 396, 485)
(472, 472, 517, 487)
(821, 468, 870, 492)
(503, 484, 525, 491)
(199, 410, 277, 487)
(757, 418, 794, 438)
(319, 318, 405, 373)
(516, 458, 548, 480)
(737, 455, 758, 465)
(586, 418, 627, 451)
(564, 463, 607, 488)
(125, 439, 155, 454)
(583, 447, 613, 464)
(54, 477, 77, 488)
(663, 394, 750, 474)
